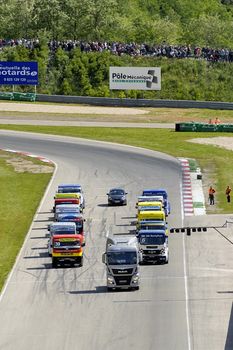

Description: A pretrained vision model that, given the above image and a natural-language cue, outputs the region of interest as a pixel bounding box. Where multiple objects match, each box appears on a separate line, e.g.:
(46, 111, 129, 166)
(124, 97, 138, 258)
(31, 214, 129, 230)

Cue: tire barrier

(0, 92, 14, 100)
(12, 92, 36, 102)
(175, 122, 233, 132)
(0, 92, 36, 102)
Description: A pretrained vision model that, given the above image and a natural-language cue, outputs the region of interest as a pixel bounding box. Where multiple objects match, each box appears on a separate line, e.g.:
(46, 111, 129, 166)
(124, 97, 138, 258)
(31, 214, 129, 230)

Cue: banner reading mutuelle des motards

(109, 67, 161, 90)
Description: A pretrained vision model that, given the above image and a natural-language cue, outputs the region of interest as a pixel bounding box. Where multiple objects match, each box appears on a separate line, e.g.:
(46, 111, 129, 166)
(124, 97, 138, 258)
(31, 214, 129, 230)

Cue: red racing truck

(53, 197, 80, 213)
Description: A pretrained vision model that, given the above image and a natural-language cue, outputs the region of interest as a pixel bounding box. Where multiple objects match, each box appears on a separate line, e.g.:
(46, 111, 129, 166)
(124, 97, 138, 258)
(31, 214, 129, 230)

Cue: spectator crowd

(0, 38, 232, 63)
(48, 40, 233, 62)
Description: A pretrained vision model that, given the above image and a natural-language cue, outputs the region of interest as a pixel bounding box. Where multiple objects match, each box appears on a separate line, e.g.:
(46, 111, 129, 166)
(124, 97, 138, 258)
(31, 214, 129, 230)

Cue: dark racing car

(107, 188, 128, 206)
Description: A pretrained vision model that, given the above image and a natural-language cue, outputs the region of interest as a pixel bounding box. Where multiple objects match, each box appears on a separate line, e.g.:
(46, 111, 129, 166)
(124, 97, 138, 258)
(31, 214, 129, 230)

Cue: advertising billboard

(109, 67, 161, 90)
(0, 61, 38, 85)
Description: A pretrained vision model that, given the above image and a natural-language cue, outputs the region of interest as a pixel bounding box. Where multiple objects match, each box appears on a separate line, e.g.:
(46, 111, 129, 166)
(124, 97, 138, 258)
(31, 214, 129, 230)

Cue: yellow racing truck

(137, 209, 165, 222)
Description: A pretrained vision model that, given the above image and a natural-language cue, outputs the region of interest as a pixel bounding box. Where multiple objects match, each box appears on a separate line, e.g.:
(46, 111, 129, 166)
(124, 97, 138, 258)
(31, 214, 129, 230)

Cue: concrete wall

(36, 94, 233, 110)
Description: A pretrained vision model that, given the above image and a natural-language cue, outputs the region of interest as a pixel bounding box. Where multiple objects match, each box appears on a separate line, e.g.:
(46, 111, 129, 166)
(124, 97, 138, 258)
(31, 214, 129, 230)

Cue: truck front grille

(112, 268, 133, 275)
(114, 276, 132, 286)
(143, 250, 161, 255)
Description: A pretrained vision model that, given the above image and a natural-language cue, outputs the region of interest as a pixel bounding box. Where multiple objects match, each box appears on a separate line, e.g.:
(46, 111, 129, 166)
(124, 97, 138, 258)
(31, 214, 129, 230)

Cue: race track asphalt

(0, 131, 232, 350)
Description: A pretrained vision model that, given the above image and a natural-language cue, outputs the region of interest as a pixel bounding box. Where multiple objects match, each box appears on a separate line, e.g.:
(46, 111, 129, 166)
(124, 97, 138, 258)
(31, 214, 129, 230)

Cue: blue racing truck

(56, 212, 86, 245)
(136, 219, 169, 236)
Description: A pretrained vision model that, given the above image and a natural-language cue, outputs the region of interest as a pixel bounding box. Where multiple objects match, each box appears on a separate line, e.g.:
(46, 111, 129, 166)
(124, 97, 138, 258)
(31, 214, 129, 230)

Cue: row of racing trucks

(49, 184, 86, 268)
(136, 188, 170, 265)
(102, 188, 170, 291)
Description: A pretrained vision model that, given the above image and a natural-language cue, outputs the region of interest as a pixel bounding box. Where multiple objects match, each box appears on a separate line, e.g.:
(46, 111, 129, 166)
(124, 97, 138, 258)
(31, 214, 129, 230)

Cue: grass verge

(0, 150, 53, 291)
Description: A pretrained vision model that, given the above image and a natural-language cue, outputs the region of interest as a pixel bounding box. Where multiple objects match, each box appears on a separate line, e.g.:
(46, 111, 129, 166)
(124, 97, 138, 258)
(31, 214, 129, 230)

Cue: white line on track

(180, 177, 192, 350)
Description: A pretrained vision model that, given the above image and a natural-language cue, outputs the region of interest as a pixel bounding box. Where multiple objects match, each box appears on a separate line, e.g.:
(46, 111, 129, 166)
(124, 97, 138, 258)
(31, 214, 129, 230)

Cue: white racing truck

(102, 236, 141, 291)
(137, 229, 169, 264)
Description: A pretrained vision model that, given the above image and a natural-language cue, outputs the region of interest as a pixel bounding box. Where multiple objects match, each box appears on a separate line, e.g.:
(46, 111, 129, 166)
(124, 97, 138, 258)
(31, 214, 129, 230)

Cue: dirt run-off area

(0, 152, 54, 173)
(0, 102, 147, 115)
(0, 102, 232, 124)
(188, 136, 233, 152)
(6, 157, 54, 173)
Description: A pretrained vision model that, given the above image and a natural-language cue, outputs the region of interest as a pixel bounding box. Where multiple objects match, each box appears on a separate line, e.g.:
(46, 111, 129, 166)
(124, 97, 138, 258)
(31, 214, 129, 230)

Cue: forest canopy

(0, 0, 232, 47)
(0, 1, 232, 102)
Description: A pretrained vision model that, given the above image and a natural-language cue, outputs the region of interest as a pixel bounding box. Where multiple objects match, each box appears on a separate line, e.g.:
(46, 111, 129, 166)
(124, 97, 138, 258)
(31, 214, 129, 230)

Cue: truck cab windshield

(140, 225, 165, 231)
(59, 188, 81, 193)
(54, 240, 80, 248)
(107, 251, 137, 265)
(139, 236, 165, 245)
(52, 229, 75, 235)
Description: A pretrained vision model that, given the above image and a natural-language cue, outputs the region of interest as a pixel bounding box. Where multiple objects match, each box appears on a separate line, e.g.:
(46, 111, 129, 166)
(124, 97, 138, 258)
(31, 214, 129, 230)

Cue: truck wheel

(107, 287, 113, 292)
(134, 286, 140, 291)
(52, 258, 58, 268)
(79, 256, 83, 267)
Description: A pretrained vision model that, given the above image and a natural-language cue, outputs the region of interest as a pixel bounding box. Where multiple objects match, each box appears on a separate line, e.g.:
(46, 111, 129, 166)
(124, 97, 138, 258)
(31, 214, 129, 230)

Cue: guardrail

(0, 91, 232, 110)
(36, 94, 233, 110)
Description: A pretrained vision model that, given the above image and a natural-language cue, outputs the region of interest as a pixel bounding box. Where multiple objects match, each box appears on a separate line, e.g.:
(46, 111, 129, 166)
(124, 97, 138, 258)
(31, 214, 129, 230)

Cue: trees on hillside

(0, 0, 232, 47)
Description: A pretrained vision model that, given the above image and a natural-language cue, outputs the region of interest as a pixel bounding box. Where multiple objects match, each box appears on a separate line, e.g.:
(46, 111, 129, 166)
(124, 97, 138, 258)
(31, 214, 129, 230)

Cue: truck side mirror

(102, 253, 106, 264)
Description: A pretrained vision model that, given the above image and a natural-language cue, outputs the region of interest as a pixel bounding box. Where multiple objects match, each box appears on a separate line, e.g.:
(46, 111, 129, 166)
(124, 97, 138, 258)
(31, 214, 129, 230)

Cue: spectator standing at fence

(209, 186, 216, 205)
(225, 186, 231, 203)
(214, 117, 221, 124)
